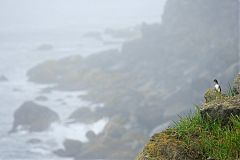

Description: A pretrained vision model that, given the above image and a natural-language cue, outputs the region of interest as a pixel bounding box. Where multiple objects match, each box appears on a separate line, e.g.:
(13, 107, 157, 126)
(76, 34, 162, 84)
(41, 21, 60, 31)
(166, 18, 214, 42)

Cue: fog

(0, 0, 166, 32)
(0, 0, 239, 160)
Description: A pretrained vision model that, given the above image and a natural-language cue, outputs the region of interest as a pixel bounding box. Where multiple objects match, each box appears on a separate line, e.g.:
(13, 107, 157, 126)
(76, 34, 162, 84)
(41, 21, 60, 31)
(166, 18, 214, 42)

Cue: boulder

(9, 101, 59, 133)
(86, 131, 97, 141)
(53, 139, 83, 157)
(200, 95, 240, 125)
(68, 107, 102, 124)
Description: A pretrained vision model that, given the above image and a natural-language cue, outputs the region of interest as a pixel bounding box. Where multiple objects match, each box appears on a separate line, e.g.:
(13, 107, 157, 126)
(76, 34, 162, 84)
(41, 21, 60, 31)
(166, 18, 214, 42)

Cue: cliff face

(27, 0, 239, 159)
(136, 75, 240, 160)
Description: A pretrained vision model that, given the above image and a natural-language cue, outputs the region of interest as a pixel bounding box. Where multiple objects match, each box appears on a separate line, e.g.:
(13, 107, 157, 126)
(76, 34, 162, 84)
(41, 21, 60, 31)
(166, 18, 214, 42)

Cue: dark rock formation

(68, 107, 102, 124)
(9, 101, 59, 133)
(53, 139, 83, 157)
(86, 131, 97, 141)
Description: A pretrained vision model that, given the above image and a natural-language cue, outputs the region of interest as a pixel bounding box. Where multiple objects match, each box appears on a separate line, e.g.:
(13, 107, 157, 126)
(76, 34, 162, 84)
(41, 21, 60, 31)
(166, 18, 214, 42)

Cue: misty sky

(0, 0, 167, 32)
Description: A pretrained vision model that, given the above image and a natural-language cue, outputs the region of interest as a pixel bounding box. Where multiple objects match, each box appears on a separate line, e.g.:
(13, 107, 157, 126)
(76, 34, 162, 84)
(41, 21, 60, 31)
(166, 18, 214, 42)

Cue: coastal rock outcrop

(200, 95, 240, 125)
(54, 139, 83, 157)
(136, 74, 240, 160)
(68, 107, 102, 124)
(9, 101, 59, 133)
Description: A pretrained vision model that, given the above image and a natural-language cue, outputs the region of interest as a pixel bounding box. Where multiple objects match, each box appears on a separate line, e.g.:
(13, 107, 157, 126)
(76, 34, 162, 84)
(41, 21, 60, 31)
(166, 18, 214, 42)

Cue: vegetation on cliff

(137, 112, 240, 160)
(137, 82, 240, 160)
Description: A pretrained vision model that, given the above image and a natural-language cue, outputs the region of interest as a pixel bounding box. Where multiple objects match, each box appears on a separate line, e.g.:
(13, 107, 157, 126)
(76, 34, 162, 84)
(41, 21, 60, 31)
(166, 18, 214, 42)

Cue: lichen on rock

(204, 88, 222, 103)
(200, 95, 240, 125)
(136, 130, 202, 160)
(136, 75, 240, 160)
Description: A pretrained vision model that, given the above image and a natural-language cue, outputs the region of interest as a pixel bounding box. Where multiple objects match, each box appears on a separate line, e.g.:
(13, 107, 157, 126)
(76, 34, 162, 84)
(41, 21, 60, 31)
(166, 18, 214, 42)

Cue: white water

(0, 31, 114, 160)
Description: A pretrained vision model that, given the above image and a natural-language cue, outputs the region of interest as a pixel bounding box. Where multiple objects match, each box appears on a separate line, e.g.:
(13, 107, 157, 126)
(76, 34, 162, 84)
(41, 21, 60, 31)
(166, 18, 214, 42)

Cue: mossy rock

(136, 130, 202, 160)
(204, 88, 222, 103)
(200, 95, 240, 125)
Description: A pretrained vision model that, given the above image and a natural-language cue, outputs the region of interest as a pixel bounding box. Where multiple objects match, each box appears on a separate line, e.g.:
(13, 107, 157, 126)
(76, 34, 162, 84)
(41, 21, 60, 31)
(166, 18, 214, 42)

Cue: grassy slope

(137, 108, 240, 160)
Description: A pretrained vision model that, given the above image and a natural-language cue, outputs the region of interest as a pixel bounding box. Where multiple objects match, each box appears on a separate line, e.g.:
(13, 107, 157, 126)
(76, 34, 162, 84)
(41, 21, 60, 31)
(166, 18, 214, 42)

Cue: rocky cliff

(27, 0, 239, 159)
(136, 74, 240, 160)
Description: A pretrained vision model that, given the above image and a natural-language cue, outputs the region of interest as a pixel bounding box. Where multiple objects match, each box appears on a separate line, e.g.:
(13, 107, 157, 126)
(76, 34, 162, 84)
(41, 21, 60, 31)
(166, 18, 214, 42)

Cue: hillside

(136, 74, 240, 160)
(27, 0, 239, 159)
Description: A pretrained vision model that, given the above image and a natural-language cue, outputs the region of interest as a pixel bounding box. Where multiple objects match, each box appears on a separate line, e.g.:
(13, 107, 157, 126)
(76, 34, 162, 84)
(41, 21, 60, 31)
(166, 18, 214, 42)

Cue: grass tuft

(227, 83, 238, 97)
(174, 108, 240, 160)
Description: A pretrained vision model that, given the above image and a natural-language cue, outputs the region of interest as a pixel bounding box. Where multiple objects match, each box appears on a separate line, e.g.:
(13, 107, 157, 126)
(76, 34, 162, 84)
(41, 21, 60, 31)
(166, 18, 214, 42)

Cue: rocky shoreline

(23, 0, 239, 159)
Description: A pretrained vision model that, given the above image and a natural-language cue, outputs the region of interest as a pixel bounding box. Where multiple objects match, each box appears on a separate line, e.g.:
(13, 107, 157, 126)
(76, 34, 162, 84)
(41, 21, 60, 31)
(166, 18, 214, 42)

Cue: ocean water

(0, 30, 114, 160)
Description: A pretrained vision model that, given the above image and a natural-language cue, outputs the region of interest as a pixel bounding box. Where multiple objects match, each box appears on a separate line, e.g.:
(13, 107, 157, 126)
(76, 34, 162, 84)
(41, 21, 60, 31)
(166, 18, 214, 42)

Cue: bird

(213, 79, 221, 93)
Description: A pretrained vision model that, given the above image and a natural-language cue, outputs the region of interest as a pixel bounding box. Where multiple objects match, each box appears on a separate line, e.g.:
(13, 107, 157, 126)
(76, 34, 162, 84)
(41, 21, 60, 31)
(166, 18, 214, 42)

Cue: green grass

(227, 83, 238, 97)
(173, 108, 240, 160)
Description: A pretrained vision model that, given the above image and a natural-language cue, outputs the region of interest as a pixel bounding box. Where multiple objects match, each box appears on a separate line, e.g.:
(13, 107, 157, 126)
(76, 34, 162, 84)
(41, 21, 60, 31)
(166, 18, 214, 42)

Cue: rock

(136, 131, 200, 160)
(9, 101, 59, 133)
(233, 74, 240, 94)
(200, 95, 240, 125)
(86, 131, 96, 141)
(73, 116, 146, 160)
(0, 75, 8, 82)
(35, 96, 48, 101)
(68, 107, 102, 124)
(53, 139, 83, 157)
(204, 88, 221, 103)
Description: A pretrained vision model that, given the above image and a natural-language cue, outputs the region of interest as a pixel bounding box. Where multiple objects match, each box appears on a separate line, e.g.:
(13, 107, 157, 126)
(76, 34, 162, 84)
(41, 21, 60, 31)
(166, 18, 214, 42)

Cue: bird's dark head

(213, 79, 218, 84)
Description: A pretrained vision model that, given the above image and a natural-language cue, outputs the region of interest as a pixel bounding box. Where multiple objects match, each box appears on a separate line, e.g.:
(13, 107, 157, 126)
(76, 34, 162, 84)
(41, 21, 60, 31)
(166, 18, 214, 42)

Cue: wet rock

(9, 101, 59, 133)
(86, 130, 97, 141)
(53, 139, 83, 157)
(68, 107, 102, 124)
(73, 116, 146, 160)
